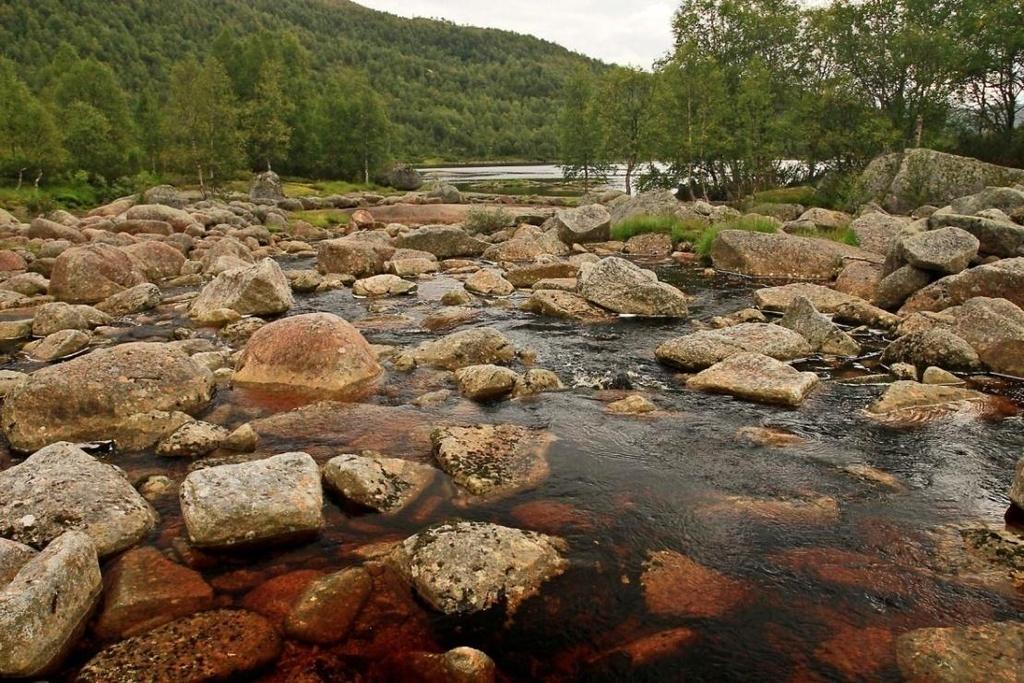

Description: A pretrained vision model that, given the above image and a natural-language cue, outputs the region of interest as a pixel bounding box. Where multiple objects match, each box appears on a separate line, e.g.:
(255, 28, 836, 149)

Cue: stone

(947, 297, 1024, 376)
(383, 164, 424, 191)
(753, 282, 897, 328)
(28, 216, 84, 243)
(93, 546, 214, 640)
(505, 261, 578, 288)
(551, 204, 611, 244)
(250, 170, 284, 201)
(397, 327, 516, 371)
(0, 538, 35, 586)
(76, 610, 282, 683)
(388, 648, 498, 683)
(607, 395, 658, 414)
(2, 342, 214, 452)
(511, 368, 565, 398)
(24, 328, 90, 361)
(881, 329, 981, 371)
(928, 212, 1024, 258)
(482, 237, 545, 262)
(656, 323, 811, 371)
(465, 268, 515, 296)
(951, 186, 1024, 216)
(454, 364, 520, 401)
(317, 235, 395, 277)
(875, 265, 932, 309)
(200, 237, 253, 273)
(323, 453, 439, 513)
(895, 621, 1024, 683)
(432, 424, 553, 499)
(390, 521, 567, 615)
(866, 381, 991, 417)
(522, 290, 613, 323)
(429, 183, 462, 204)
(142, 185, 187, 208)
(48, 243, 146, 304)
(922, 367, 962, 385)
(608, 190, 710, 227)
(180, 452, 324, 549)
(224, 423, 259, 452)
(0, 249, 26, 272)
(901, 257, 1024, 313)
(835, 260, 884, 301)
(641, 550, 747, 618)
(156, 421, 229, 458)
(891, 362, 918, 380)
(624, 232, 674, 257)
(96, 282, 162, 316)
(189, 258, 293, 321)
(353, 273, 417, 297)
(578, 256, 688, 317)
(778, 297, 860, 355)
(0, 443, 156, 556)
(1, 271, 47, 295)
(234, 313, 381, 395)
(710, 230, 874, 280)
(900, 227, 979, 274)
(120, 240, 186, 281)
(686, 352, 820, 407)
(0, 532, 101, 678)
(394, 225, 488, 259)
(1011, 458, 1024, 510)
(284, 567, 372, 644)
(850, 212, 912, 255)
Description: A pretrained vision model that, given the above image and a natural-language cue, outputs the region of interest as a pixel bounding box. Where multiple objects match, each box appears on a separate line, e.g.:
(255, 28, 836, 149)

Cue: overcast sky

(357, 0, 678, 67)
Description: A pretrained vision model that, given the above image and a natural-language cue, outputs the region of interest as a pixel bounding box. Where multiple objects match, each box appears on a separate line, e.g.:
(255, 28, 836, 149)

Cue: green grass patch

(291, 209, 351, 228)
(694, 216, 779, 259)
(611, 215, 707, 244)
(789, 224, 860, 246)
(465, 206, 514, 234)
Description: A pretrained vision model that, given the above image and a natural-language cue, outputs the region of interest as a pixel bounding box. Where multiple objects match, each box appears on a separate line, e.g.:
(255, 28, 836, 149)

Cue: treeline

(561, 0, 1023, 202)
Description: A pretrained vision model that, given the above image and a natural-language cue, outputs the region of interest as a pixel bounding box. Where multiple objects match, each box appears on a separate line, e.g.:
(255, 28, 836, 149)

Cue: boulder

(947, 297, 1024, 376)
(0, 532, 101, 678)
(384, 164, 424, 191)
(0, 443, 156, 555)
(753, 282, 898, 328)
(120, 241, 186, 281)
(353, 273, 417, 297)
(2, 342, 214, 452)
(317, 236, 395, 277)
(656, 323, 811, 371)
(455, 364, 521, 401)
(866, 381, 991, 417)
(156, 421, 229, 458)
(31, 302, 108, 336)
(394, 226, 488, 259)
(482, 237, 545, 262)
(797, 207, 850, 230)
(950, 186, 1024, 216)
(189, 258, 293, 321)
(522, 290, 613, 323)
(142, 185, 186, 208)
(0, 538, 34, 586)
(199, 237, 253, 273)
(578, 256, 688, 317)
(465, 268, 514, 297)
(0, 249, 26, 272)
(710, 230, 872, 280)
(686, 353, 820, 407)
(901, 257, 1024, 313)
(850, 212, 911, 255)
(881, 329, 981, 371)
(895, 621, 1024, 683)
(505, 261, 578, 288)
(875, 265, 932, 310)
(551, 205, 612, 244)
(125, 204, 194, 231)
(397, 327, 516, 371)
(390, 521, 568, 615)
(249, 170, 284, 201)
(899, 227, 979, 274)
(76, 610, 282, 683)
(432, 424, 553, 498)
(48, 243, 146, 304)
(234, 313, 381, 395)
(428, 183, 462, 204)
(778, 296, 861, 355)
(322, 453, 439, 513)
(283, 566, 372, 644)
(24, 329, 91, 362)
(608, 190, 708, 227)
(28, 217, 85, 243)
(180, 452, 324, 549)
(96, 283, 162, 316)
(928, 212, 1024, 258)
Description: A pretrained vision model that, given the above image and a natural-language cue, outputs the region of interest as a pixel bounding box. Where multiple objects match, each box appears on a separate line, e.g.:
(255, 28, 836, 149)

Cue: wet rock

(390, 521, 568, 615)
(687, 353, 820, 407)
(896, 621, 1024, 683)
(511, 368, 565, 398)
(234, 313, 381, 395)
(551, 204, 611, 244)
(506, 261, 578, 288)
(96, 282, 162, 316)
(48, 243, 146, 304)
(76, 609, 282, 683)
(24, 328, 90, 361)
(239, 569, 325, 629)
(2, 342, 214, 452)
(922, 366, 962, 385)
(901, 257, 1024, 313)
(397, 327, 516, 371)
(465, 268, 514, 296)
(454, 364, 520, 401)
(592, 628, 698, 668)
(522, 290, 613, 323)
(0, 532, 101, 678)
(284, 566, 373, 644)
(866, 381, 992, 418)
(900, 227, 979, 274)
(578, 256, 688, 317)
(710, 230, 873, 280)
(94, 546, 213, 640)
(323, 453, 439, 513)
(875, 265, 932, 309)
(190, 258, 293, 322)
(1011, 458, 1024, 511)
(607, 395, 658, 415)
(387, 647, 498, 683)
(353, 273, 417, 297)
(755, 282, 898, 328)
(180, 452, 324, 549)
(656, 323, 811, 371)
(778, 296, 860, 355)
(881, 329, 981, 371)
(0, 443, 156, 556)
(641, 550, 748, 618)
(156, 421, 229, 458)
(394, 225, 488, 259)
(432, 424, 554, 498)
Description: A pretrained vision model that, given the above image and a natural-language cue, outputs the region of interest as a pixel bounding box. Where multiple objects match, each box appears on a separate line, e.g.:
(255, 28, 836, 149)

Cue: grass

(610, 215, 708, 244)
(789, 224, 860, 246)
(465, 206, 514, 233)
(290, 209, 352, 228)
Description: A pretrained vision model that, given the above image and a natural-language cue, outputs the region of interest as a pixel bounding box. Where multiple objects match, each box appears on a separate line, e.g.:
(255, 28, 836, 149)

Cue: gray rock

(578, 257, 688, 317)
(143, 185, 187, 209)
(429, 183, 463, 204)
(390, 521, 568, 615)
(0, 443, 157, 556)
(849, 212, 911, 255)
(96, 283, 162, 316)
(881, 329, 982, 371)
(875, 265, 932, 310)
(250, 170, 284, 202)
(322, 453, 438, 513)
(656, 323, 811, 371)
(947, 296, 1024, 376)
(432, 424, 553, 499)
(551, 204, 612, 244)
(0, 531, 101, 678)
(686, 353, 820, 407)
(394, 225, 488, 259)
(189, 258, 293, 322)
(383, 164, 424, 191)
(778, 297, 861, 356)
(180, 452, 324, 549)
(928, 212, 1024, 258)
(950, 186, 1024, 216)
(455, 364, 521, 401)
(156, 421, 229, 458)
(899, 227, 979, 274)
(901, 257, 1024, 313)
(396, 327, 516, 371)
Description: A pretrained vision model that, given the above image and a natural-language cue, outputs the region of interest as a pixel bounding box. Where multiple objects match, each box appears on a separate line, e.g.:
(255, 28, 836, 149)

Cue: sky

(356, 0, 678, 68)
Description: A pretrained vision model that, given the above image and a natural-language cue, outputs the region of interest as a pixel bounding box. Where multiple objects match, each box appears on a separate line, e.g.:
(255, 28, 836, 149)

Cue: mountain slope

(0, 0, 605, 161)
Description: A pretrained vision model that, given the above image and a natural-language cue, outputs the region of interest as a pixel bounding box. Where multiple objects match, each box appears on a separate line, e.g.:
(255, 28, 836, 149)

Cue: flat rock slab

(865, 381, 998, 423)
(76, 609, 282, 683)
(641, 550, 748, 618)
(686, 352, 820, 407)
(0, 532, 101, 678)
(323, 453, 439, 513)
(656, 323, 811, 371)
(180, 452, 324, 549)
(390, 521, 568, 615)
(432, 424, 554, 499)
(754, 282, 897, 329)
(896, 621, 1024, 683)
(522, 290, 613, 323)
(0, 442, 156, 556)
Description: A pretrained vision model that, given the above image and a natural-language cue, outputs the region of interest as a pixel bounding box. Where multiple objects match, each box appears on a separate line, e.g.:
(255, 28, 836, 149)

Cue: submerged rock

(577, 256, 688, 317)
(641, 550, 748, 618)
(895, 621, 1024, 683)
(454, 364, 520, 401)
(656, 323, 811, 371)
(432, 424, 554, 499)
(284, 566, 373, 645)
(866, 381, 993, 419)
(322, 453, 439, 513)
(390, 521, 568, 615)
(686, 352, 820, 407)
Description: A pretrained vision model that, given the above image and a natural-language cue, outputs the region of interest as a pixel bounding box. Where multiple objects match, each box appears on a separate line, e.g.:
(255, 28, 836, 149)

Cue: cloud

(355, 0, 678, 67)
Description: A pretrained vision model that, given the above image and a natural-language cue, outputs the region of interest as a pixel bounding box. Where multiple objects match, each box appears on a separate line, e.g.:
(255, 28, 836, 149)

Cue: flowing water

(9, 257, 1023, 681)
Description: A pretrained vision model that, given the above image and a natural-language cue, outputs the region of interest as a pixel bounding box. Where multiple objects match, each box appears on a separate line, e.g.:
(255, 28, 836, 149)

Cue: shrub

(750, 186, 819, 206)
(465, 207, 513, 234)
(610, 215, 707, 244)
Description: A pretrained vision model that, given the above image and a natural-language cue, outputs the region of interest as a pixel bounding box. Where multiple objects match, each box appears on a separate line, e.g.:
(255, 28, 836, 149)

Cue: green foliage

(291, 209, 351, 228)
(610, 215, 706, 244)
(0, 58, 65, 183)
(788, 224, 860, 246)
(558, 65, 610, 192)
(749, 186, 819, 206)
(465, 207, 514, 234)
(597, 67, 657, 195)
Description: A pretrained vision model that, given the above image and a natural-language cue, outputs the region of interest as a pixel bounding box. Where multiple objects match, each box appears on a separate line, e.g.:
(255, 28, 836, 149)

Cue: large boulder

(189, 258, 293, 321)
(578, 256, 688, 317)
(551, 204, 611, 244)
(656, 323, 811, 371)
(119, 241, 186, 281)
(383, 164, 424, 191)
(1, 342, 214, 452)
(0, 532, 101, 678)
(875, 265, 932, 310)
(608, 190, 709, 227)
(928, 212, 1024, 258)
(48, 243, 146, 304)
(861, 148, 1024, 214)
(233, 313, 381, 395)
(778, 296, 861, 355)
(901, 257, 1024, 313)
(899, 227, 979, 274)
(0, 443, 156, 555)
(125, 204, 194, 231)
(432, 424, 553, 498)
(396, 327, 516, 370)
(686, 353, 820, 407)
(142, 185, 186, 208)
(950, 186, 1024, 216)
(249, 170, 284, 202)
(880, 329, 981, 371)
(947, 297, 1024, 376)
(849, 212, 911, 255)
(317, 235, 395, 277)
(895, 621, 1024, 682)
(394, 225, 488, 259)
(180, 452, 324, 549)
(710, 230, 873, 280)
(390, 521, 568, 615)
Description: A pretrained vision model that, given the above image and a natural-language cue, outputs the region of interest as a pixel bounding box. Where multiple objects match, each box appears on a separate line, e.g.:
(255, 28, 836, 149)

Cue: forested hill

(0, 0, 604, 162)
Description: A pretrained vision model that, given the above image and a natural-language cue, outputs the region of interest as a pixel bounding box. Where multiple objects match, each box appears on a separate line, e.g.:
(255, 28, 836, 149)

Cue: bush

(610, 215, 707, 244)
(749, 186, 819, 206)
(465, 207, 513, 234)
(815, 171, 869, 212)
(694, 216, 778, 259)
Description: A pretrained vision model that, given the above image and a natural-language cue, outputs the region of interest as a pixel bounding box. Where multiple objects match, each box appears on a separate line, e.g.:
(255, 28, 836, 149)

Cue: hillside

(0, 0, 604, 162)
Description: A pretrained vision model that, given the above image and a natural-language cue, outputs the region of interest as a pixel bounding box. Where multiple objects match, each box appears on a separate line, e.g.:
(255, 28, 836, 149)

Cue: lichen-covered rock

(850, 212, 912, 255)
(522, 290, 613, 323)
(432, 424, 554, 499)
(119, 240, 186, 281)
(48, 243, 146, 304)
(323, 453, 439, 513)
(0, 538, 35, 586)
(156, 421, 229, 458)
(0, 532, 101, 678)
(31, 302, 109, 337)
(578, 256, 688, 317)
(895, 621, 1024, 683)
(0, 443, 156, 556)
(778, 296, 861, 355)
(96, 282, 162, 316)
(551, 204, 611, 244)
(686, 353, 820, 407)
(901, 257, 1024, 313)
(394, 225, 488, 259)
(352, 273, 417, 297)
(880, 329, 981, 371)
(454, 364, 521, 401)
(710, 230, 874, 280)
(250, 170, 284, 201)
(945, 297, 1024, 376)
(397, 327, 516, 371)
(390, 521, 568, 614)
(317, 235, 395, 277)
(180, 452, 324, 549)
(465, 268, 515, 296)
(753, 282, 898, 328)
(875, 264, 932, 310)
(656, 323, 811, 371)
(899, 227, 979, 274)
(189, 258, 293, 321)
(928, 213, 1024, 258)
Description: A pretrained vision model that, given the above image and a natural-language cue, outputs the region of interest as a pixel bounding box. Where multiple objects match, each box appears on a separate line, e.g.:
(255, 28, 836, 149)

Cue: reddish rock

(0, 250, 26, 272)
(284, 566, 373, 645)
(773, 547, 919, 597)
(383, 647, 497, 683)
(240, 569, 325, 630)
(896, 621, 1024, 683)
(509, 500, 596, 535)
(597, 627, 698, 667)
(815, 625, 895, 679)
(48, 243, 146, 304)
(120, 241, 185, 281)
(641, 550, 748, 618)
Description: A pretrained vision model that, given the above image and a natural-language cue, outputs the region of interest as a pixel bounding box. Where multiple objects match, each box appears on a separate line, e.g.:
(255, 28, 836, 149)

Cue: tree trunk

(16, 168, 25, 191)
(914, 115, 924, 148)
(625, 161, 635, 196)
(197, 163, 207, 199)
(33, 170, 43, 191)
(364, 155, 370, 186)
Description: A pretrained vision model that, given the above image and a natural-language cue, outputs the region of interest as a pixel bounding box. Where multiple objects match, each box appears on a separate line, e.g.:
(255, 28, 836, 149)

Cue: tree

(558, 66, 610, 192)
(243, 57, 294, 172)
(0, 59, 64, 187)
(598, 67, 656, 196)
(318, 69, 391, 182)
(164, 56, 243, 196)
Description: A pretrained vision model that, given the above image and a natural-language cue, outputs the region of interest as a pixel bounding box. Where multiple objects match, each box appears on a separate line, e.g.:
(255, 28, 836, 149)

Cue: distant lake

(419, 164, 629, 195)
